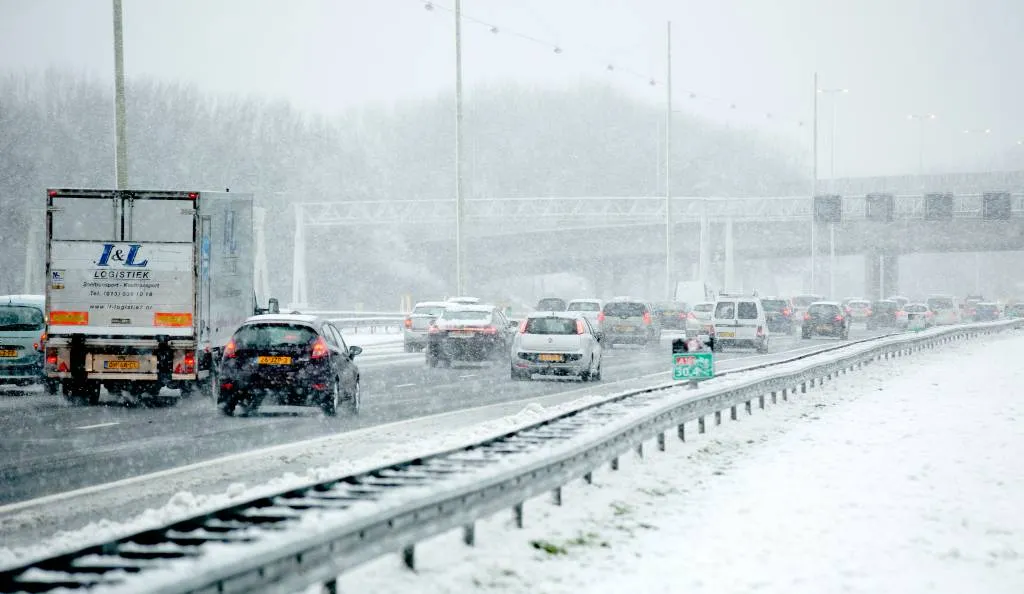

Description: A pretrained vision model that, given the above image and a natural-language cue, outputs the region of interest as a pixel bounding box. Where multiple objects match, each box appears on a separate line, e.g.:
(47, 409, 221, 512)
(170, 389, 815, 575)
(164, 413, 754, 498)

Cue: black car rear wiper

(0, 324, 40, 331)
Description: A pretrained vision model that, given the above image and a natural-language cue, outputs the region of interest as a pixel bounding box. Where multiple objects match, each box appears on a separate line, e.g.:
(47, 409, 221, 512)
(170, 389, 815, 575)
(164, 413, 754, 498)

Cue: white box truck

(43, 188, 278, 404)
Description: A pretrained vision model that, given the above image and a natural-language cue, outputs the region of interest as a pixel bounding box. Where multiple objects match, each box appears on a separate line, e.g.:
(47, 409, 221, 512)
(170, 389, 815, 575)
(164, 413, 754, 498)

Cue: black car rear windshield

(808, 304, 838, 316)
(536, 299, 567, 311)
(0, 306, 44, 331)
(234, 324, 317, 348)
(603, 302, 645, 317)
(793, 296, 822, 307)
(524, 317, 578, 335)
(761, 299, 788, 311)
(440, 310, 491, 321)
(655, 302, 687, 312)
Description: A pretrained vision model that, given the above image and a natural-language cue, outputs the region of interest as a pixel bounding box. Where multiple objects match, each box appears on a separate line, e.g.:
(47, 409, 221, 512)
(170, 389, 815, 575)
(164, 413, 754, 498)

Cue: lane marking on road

(0, 338, 867, 515)
(75, 422, 120, 430)
(459, 374, 478, 379)
(394, 383, 417, 389)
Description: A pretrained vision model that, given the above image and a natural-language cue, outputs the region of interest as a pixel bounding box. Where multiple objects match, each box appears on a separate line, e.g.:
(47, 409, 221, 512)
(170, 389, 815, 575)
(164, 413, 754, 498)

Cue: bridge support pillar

(291, 204, 309, 309)
(865, 252, 899, 300)
(723, 217, 736, 289)
(698, 215, 711, 282)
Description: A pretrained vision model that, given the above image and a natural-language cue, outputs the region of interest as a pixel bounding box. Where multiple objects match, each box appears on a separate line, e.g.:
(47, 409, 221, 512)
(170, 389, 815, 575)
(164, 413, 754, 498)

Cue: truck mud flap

(156, 337, 173, 387)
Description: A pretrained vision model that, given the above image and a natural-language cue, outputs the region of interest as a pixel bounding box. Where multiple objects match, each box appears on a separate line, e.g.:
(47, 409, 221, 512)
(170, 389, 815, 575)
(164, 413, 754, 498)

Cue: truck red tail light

(642, 312, 652, 325)
(404, 317, 412, 329)
(576, 319, 586, 334)
(597, 311, 606, 322)
(835, 315, 844, 322)
(224, 339, 237, 359)
(804, 312, 811, 321)
(311, 336, 329, 359)
(782, 308, 792, 317)
(518, 319, 528, 333)
(174, 351, 196, 374)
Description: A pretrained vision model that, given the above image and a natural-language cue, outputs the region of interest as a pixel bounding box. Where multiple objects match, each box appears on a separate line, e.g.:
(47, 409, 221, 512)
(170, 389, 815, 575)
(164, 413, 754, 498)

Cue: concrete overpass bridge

(290, 170, 1024, 305)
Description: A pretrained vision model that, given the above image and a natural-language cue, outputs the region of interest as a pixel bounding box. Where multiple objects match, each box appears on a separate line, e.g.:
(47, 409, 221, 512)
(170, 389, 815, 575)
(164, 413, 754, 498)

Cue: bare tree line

(0, 70, 807, 306)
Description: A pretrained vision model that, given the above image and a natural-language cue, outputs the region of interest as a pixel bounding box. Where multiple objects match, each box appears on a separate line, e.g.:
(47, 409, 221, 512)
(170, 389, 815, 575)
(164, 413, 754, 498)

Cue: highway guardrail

(1, 320, 1018, 593)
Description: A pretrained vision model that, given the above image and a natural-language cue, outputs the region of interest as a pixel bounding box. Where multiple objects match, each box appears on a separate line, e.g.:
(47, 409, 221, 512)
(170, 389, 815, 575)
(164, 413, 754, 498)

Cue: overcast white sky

(2, 0, 1022, 178)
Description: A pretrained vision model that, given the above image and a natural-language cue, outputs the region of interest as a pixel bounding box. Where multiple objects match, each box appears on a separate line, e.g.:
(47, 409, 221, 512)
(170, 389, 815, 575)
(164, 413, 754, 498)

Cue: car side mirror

(349, 345, 363, 358)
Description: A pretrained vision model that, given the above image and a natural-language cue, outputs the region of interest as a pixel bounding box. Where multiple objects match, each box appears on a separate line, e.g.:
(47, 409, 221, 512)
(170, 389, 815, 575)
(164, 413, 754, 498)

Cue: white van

(711, 294, 769, 353)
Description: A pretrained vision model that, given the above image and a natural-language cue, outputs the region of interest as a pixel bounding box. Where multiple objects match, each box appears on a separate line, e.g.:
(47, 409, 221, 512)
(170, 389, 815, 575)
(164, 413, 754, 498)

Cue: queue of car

(8, 289, 1024, 415)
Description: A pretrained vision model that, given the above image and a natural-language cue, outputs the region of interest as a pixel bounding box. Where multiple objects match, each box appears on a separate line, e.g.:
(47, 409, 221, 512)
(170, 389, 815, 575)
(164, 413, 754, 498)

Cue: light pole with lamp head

(962, 127, 993, 294)
(816, 86, 847, 298)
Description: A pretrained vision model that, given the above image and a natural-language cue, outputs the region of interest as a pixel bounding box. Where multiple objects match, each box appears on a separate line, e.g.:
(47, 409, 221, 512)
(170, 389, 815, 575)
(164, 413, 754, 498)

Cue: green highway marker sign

(673, 351, 715, 380)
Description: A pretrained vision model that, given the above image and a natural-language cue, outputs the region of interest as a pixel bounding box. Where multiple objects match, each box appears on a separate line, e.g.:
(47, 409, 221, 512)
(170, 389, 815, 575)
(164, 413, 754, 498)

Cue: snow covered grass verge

(337, 329, 1024, 594)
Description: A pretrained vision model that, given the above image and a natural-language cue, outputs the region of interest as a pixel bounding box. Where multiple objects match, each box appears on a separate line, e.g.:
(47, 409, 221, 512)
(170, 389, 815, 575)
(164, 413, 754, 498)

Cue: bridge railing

(296, 193, 1024, 227)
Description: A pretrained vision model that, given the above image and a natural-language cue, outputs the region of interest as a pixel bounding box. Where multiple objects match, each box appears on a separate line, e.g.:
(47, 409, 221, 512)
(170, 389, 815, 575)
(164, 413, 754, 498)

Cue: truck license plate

(717, 331, 735, 338)
(104, 360, 140, 370)
(538, 353, 563, 362)
(0, 349, 18, 358)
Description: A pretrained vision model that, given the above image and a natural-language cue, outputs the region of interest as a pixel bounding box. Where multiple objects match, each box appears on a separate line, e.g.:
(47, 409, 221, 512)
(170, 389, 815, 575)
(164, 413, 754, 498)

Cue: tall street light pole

(817, 87, 848, 193)
(112, 0, 128, 189)
(810, 73, 817, 294)
(817, 85, 847, 298)
(907, 113, 937, 180)
(454, 0, 465, 296)
(962, 127, 992, 294)
(664, 21, 673, 300)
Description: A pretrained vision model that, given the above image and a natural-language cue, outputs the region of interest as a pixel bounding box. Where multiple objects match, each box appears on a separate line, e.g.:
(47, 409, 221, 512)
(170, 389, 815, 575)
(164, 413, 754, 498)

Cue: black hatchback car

(426, 305, 515, 366)
(760, 297, 795, 334)
(218, 314, 362, 416)
(802, 302, 849, 339)
(867, 300, 903, 330)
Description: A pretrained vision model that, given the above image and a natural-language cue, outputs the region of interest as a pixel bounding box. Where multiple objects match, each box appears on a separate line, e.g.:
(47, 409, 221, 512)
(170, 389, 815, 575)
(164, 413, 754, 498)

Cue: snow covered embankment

(341, 330, 1024, 594)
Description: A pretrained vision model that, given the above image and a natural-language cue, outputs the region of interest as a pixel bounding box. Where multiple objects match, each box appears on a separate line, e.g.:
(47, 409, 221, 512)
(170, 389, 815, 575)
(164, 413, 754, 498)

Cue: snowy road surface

(341, 329, 1024, 594)
(0, 331, 882, 548)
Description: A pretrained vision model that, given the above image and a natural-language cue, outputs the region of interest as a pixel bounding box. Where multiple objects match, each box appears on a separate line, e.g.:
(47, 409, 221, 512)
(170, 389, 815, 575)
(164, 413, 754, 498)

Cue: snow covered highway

(0, 330, 884, 548)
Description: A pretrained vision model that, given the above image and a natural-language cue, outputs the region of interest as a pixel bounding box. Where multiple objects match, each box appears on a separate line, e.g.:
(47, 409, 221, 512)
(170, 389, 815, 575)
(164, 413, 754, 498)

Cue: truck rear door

(47, 190, 197, 337)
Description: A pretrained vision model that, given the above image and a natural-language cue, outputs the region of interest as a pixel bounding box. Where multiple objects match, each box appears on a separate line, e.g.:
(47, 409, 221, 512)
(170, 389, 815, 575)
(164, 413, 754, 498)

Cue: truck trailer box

(43, 188, 262, 402)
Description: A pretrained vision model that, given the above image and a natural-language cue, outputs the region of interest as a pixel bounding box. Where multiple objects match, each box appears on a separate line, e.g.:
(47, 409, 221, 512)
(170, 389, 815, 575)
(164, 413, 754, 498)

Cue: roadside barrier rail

(1, 320, 1018, 593)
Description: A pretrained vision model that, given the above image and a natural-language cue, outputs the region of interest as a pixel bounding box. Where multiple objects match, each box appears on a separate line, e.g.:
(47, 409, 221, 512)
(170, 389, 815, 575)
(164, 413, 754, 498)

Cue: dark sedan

(654, 301, 689, 330)
(972, 302, 1002, 322)
(802, 302, 849, 339)
(867, 300, 904, 330)
(426, 305, 514, 366)
(217, 314, 361, 417)
(761, 297, 796, 334)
